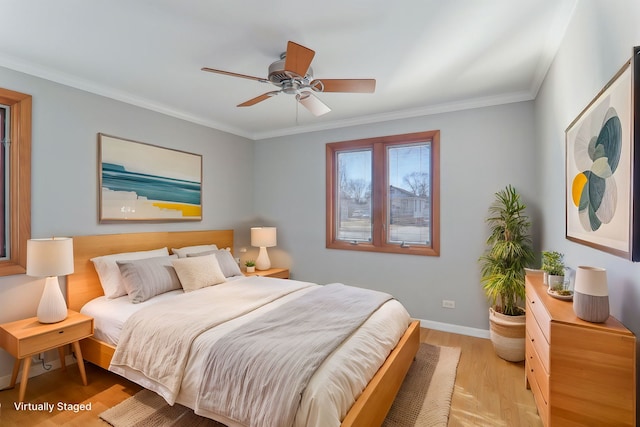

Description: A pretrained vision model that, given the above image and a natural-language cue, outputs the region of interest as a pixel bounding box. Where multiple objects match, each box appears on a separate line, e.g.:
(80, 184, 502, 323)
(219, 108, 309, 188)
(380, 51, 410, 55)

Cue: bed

(66, 230, 420, 427)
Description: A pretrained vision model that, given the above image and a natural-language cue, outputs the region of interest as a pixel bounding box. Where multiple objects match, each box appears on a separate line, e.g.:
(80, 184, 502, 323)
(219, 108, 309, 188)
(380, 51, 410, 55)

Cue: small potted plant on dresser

(245, 260, 255, 273)
(479, 185, 534, 362)
(541, 250, 565, 288)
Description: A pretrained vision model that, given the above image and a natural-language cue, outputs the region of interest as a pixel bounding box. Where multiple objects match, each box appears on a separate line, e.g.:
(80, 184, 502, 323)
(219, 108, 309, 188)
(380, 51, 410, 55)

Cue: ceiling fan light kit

(202, 41, 375, 117)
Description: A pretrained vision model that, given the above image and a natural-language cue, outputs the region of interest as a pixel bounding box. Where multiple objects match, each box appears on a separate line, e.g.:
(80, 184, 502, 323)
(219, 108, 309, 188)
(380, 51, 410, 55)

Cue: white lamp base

(255, 246, 271, 270)
(37, 276, 68, 324)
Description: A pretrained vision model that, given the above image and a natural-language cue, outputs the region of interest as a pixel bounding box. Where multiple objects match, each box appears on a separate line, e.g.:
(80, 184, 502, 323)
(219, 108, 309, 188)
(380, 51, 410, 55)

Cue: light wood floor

(0, 329, 542, 426)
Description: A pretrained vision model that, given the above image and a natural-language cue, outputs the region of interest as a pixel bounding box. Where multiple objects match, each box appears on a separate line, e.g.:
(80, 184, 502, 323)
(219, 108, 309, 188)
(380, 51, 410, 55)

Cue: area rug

(100, 343, 460, 427)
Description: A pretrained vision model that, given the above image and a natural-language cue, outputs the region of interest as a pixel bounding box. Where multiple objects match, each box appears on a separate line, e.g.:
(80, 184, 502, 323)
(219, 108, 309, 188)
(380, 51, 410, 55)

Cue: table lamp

(251, 227, 277, 270)
(27, 237, 74, 324)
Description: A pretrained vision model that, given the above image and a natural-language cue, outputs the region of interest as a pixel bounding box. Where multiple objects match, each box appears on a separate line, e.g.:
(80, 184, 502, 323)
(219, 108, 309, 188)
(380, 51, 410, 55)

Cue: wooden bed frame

(66, 230, 420, 427)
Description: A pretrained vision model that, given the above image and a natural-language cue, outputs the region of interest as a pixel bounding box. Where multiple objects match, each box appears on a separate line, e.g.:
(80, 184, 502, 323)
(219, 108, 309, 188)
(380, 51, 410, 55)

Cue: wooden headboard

(66, 229, 234, 311)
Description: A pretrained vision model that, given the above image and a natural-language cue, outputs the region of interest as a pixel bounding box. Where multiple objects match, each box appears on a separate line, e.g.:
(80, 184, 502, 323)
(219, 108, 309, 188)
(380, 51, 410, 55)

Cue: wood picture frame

(565, 47, 640, 261)
(98, 133, 202, 222)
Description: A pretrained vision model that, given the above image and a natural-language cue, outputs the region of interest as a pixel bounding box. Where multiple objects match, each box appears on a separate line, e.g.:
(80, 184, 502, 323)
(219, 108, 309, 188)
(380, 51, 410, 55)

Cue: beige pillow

(172, 254, 226, 292)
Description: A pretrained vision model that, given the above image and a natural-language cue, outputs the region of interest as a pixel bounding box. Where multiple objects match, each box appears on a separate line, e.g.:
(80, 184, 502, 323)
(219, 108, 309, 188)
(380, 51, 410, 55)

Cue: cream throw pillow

(172, 254, 226, 292)
(187, 249, 243, 278)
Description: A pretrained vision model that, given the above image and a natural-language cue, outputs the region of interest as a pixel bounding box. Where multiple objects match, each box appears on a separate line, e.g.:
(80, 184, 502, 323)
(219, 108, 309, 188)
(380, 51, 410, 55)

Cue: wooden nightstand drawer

(0, 310, 94, 402)
(245, 268, 289, 279)
(18, 321, 92, 357)
(0, 311, 94, 358)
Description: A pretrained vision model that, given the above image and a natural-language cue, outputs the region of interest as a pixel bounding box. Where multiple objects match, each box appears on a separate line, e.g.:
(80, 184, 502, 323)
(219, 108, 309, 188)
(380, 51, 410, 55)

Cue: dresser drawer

(526, 283, 551, 341)
(18, 320, 92, 357)
(527, 367, 549, 427)
(526, 334, 549, 404)
(526, 304, 550, 372)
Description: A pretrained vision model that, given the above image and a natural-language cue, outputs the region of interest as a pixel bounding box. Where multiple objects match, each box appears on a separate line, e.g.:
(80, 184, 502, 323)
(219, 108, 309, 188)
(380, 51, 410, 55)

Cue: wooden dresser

(525, 274, 636, 426)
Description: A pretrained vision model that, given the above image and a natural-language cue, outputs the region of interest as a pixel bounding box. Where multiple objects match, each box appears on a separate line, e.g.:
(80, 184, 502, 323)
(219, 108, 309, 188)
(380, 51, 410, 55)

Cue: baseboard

(418, 318, 490, 339)
(0, 354, 77, 389)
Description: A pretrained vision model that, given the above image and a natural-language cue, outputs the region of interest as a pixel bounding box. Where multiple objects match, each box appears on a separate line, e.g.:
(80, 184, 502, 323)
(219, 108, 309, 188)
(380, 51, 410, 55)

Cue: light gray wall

(535, 0, 640, 335)
(254, 101, 538, 332)
(4, 0, 638, 384)
(0, 66, 255, 378)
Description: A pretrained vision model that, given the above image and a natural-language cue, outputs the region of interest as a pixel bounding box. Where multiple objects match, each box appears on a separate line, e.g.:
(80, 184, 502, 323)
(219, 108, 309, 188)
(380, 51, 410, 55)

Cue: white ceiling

(0, 0, 577, 140)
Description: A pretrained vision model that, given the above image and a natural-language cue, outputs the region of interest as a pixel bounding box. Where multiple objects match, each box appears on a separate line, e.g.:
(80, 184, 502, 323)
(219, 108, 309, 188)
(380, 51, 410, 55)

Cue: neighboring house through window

(326, 130, 440, 256)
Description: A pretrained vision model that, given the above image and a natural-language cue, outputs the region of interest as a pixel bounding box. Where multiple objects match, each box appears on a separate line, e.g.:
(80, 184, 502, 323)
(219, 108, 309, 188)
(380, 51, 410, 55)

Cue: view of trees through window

(327, 130, 439, 256)
(336, 144, 431, 245)
(387, 144, 430, 245)
(337, 149, 372, 242)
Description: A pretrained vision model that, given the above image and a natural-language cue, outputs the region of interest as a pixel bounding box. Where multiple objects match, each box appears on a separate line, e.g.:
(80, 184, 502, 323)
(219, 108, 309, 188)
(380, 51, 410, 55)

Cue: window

(326, 130, 440, 256)
(0, 88, 31, 275)
(0, 105, 6, 258)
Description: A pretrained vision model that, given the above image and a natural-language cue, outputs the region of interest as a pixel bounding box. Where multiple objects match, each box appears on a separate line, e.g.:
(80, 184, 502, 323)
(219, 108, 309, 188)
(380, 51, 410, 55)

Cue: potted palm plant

(479, 185, 534, 362)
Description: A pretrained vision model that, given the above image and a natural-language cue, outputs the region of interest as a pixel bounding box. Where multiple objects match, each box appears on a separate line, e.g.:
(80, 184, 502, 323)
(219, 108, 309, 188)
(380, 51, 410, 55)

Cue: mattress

(81, 276, 410, 427)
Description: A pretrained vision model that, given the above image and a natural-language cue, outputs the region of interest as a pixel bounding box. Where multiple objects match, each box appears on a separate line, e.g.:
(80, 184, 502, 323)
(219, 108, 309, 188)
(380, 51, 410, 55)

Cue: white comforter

(83, 276, 410, 427)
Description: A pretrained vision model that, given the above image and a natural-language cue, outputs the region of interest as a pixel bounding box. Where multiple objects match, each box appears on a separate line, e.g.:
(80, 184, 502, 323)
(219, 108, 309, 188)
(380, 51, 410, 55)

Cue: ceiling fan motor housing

(268, 57, 313, 88)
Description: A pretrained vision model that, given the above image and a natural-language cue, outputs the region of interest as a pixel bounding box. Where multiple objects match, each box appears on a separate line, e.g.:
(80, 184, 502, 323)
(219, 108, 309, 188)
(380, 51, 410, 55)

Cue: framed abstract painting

(98, 133, 202, 222)
(565, 47, 640, 261)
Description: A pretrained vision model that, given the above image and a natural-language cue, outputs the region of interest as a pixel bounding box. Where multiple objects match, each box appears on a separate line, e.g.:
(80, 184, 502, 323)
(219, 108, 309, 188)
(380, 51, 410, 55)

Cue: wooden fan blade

(201, 67, 268, 83)
(313, 79, 376, 93)
(284, 41, 315, 77)
(237, 91, 279, 107)
(297, 92, 331, 116)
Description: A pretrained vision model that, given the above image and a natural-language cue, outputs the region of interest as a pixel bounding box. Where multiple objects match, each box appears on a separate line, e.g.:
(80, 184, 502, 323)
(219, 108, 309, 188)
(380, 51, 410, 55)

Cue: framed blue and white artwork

(98, 133, 202, 222)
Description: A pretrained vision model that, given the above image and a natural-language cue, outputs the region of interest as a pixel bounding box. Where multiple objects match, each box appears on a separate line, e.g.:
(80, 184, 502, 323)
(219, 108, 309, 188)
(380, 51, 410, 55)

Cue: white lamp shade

(251, 227, 277, 248)
(26, 237, 73, 324)
(27, 237, 74, 277)
(574, 266, 608, 296)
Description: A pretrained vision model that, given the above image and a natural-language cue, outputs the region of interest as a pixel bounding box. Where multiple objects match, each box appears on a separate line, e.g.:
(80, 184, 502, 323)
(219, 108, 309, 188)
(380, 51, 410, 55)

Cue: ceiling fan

(201, 41, 376, 116)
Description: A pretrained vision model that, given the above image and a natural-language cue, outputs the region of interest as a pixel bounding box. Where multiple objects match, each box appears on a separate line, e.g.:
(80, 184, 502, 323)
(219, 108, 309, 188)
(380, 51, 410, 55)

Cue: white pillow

(91, 247, 169, 298)
(172, 244, 219, 258)
(172, 254, 226, 292)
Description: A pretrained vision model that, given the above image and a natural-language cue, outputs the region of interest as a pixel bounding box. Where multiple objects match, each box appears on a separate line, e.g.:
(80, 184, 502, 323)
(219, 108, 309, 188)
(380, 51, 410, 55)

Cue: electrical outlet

(31, 352, 44, 363)
(442, 300, 455, 309)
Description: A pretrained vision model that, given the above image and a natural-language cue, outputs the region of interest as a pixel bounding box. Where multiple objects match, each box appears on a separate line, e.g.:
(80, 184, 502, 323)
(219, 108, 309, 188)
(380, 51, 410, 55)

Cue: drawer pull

(59, 331, 64, 334)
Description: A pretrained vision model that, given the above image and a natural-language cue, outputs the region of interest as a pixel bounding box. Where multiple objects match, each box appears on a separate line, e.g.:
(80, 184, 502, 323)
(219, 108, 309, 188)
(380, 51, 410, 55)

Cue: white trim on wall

(418, 318, 490, 339)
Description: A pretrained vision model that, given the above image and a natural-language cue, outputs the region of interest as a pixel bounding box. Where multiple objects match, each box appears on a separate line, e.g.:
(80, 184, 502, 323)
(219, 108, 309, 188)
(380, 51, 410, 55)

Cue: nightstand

(0, 310, 94, 402)
(244, 267, 289, 279)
